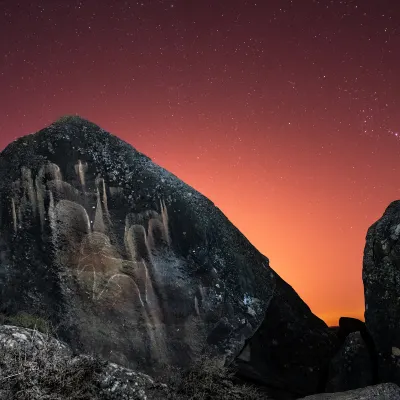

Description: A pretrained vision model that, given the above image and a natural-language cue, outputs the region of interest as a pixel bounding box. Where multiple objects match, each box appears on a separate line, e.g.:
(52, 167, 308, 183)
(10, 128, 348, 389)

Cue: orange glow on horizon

(114, 124, 387, 328)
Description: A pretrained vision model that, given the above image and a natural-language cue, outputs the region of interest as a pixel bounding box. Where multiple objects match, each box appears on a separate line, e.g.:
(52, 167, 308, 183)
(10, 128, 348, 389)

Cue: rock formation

(363, 200, 400, 385)
(0, 116, 338, 397)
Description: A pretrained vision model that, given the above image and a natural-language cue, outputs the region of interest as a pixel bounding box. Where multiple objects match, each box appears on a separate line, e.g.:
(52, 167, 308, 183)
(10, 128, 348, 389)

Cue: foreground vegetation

(0, 320, 265, 400)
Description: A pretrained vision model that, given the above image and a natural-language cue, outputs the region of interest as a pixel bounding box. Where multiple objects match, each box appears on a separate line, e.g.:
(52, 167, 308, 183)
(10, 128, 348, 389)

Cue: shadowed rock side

(363, 200, 400, 385)
(235, 272, 339, 397)
(332, 317, 378, 386)
(0, 116, 275, 377)
(325, 332, 373, 393)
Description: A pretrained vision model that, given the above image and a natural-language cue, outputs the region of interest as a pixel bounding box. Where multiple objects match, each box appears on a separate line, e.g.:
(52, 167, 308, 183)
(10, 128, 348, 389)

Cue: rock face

(235, 273, 339, 397)
(0, 116, 275, 376)
(363, 200, 400, 385)
(0, 324, 72, 358)
(325, 332, 373, 393)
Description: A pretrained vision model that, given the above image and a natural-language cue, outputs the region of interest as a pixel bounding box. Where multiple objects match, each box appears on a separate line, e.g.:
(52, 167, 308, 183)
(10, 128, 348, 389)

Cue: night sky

(1, 0, 399, 326)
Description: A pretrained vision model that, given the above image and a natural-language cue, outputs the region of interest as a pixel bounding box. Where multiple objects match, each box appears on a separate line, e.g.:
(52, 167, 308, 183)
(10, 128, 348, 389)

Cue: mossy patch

(0, 312, 53, 335)
(54, 114, 83, 124)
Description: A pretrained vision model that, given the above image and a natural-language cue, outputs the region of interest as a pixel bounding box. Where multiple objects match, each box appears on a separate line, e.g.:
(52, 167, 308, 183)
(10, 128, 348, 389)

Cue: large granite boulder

(0, 116, 275, 376)
(363, 200, 400, 384)
(325, 331, 373, 392)
(0, 116, 338, 396)
(235, 273, 339, 397)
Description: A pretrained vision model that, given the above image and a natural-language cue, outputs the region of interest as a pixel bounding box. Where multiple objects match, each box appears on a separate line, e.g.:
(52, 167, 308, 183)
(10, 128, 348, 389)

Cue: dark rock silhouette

(363, 200, 400, 385)
(336, 318, 366, 344)
(235, 273, 339, 397)
(0, 116, 338, 396)
(325, 331, 373, 392)
(335, 317, 378, 386)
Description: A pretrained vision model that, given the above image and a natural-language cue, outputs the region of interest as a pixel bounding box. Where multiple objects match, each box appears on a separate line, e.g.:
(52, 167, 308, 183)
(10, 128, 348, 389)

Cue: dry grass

(163, 355, 266, 400)
(0, 329, 107, 400)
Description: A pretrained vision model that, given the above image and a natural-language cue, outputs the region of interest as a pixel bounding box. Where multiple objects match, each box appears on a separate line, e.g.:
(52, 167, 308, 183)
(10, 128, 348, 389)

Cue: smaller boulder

(325, 331, 373, 392)
(337, 318, 366, 344)
(299, 383, 400, 399)
(0, 324, 72, 357)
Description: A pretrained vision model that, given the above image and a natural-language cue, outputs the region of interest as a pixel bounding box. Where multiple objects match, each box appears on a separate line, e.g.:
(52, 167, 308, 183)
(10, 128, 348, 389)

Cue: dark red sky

(1, 0, 399, 325)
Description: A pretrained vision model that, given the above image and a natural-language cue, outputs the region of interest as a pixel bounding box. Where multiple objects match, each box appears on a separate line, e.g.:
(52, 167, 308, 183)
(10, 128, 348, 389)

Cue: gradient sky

(1, 0, 399, 326)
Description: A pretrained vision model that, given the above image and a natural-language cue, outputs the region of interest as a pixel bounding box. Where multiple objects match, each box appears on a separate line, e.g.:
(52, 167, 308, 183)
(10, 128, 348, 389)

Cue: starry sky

(1, 0, 399, 326)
